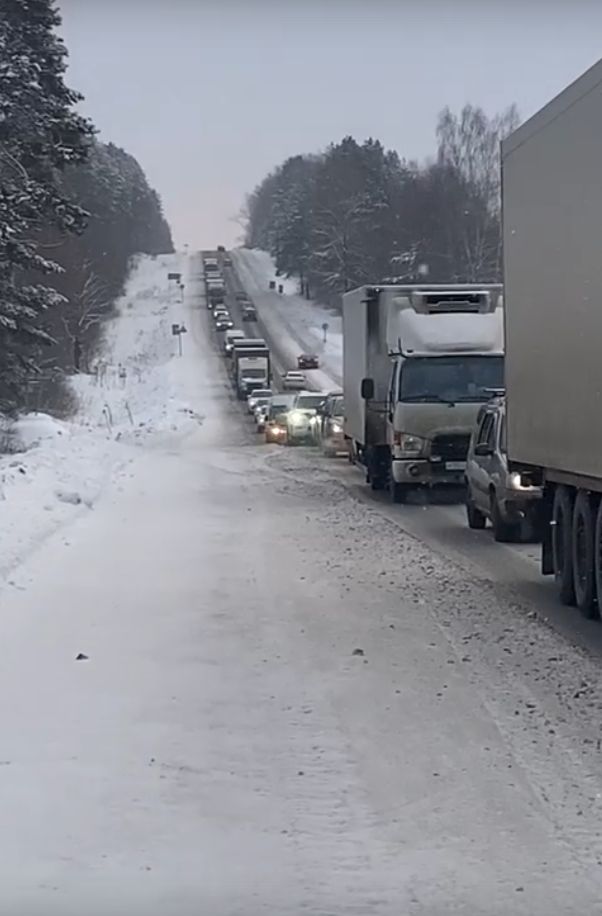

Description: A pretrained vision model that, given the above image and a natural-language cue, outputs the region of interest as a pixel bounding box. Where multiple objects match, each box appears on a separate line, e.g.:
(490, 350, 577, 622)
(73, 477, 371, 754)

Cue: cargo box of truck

(502, 58, 602, 614)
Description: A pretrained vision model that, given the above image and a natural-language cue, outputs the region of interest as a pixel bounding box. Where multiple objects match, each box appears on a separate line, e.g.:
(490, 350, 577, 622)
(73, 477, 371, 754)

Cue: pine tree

(0, 0, 94, 411)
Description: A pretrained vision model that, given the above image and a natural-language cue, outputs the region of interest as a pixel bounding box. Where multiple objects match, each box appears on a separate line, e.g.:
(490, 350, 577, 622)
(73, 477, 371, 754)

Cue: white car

(247, 389, 273, 413)
(286, 391, 326, 444)
(282, 371, 306, 391)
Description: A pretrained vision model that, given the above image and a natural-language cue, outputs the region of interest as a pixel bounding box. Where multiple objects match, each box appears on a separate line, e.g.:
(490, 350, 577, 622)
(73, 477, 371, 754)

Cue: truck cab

(344, 285, 504, 502)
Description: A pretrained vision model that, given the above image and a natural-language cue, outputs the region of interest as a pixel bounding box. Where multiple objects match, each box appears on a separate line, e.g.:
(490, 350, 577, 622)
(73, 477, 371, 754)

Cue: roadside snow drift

(0, 252, 201, 581)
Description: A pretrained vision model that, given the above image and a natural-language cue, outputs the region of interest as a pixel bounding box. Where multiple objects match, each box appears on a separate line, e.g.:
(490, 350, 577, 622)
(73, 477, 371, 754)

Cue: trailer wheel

(572, 490, 597, 618)
(593, 501, 602, 613)
(552, 485, 575, 605)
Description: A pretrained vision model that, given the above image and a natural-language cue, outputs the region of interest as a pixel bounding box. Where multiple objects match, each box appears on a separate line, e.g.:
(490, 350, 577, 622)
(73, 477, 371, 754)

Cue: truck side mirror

(361, 378, 374, 400)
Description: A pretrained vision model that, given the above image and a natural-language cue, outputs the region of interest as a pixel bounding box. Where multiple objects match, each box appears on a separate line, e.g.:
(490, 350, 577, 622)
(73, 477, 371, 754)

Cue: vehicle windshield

(297, 395, 324, 409)
(399, 356, 504, 404)
(243, 369, 268, 379)
(250, 390, 272, 399)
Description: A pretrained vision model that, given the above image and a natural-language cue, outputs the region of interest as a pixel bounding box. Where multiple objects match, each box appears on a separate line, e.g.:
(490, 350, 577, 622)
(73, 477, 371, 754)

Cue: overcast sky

(57, 0, 602, 250)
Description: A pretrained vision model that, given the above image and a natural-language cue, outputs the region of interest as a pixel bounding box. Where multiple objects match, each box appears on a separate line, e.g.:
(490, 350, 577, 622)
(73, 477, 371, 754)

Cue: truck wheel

(593, 501, 602, 613)
(572, 490, 597, 618)
(466, 496, 486, 530)
(490, 492, 519, 543)
(552, 485, 575, 605)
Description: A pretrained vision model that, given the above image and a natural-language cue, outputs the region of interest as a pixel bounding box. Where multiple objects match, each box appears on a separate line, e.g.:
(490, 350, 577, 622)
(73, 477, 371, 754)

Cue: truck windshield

(399, 356, 503, 404)
(243, 368, 267, 378)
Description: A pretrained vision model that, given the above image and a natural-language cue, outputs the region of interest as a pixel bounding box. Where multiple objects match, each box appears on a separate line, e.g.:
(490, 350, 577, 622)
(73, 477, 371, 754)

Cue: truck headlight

(331, 422, 342, 434)
(395, 433, 427, 456)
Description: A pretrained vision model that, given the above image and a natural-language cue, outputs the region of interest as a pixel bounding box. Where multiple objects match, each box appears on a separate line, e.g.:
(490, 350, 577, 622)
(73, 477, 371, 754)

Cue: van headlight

(395, 433, 427, 456)
(508, 471, 535, 491)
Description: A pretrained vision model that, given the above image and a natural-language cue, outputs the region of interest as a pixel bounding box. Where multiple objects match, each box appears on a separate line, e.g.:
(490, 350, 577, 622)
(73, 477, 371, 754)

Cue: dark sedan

(297, 354, 319, 370)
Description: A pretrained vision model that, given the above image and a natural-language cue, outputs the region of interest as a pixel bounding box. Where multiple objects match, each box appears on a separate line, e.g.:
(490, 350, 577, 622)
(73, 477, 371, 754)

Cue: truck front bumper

(392, 458, 466, 486)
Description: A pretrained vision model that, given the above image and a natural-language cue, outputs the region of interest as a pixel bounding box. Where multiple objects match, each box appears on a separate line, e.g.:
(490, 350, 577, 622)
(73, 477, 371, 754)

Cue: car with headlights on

(315, 391, 345, 455)
(282, 370, 306, 391)
(254, 401, 272, 433)
(251, 396, 272, 429)
(265, 395, 295, 444)
(286, 391, 326, 445)
(215, 316, 234, 331)
(224, 329, 245, 355)
(465, 394, 542, 542)
(297, 353, 320, 370)
(247, 388, 273, 414)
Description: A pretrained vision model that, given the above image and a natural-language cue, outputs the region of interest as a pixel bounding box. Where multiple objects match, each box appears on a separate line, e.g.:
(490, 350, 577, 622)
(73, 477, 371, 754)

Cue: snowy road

(2, 253, 602, 913)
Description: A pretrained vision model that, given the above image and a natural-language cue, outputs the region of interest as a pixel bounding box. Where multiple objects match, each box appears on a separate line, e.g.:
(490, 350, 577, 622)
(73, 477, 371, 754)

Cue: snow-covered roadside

(233, 248, 343, 391)
(0, 252, 201, 581)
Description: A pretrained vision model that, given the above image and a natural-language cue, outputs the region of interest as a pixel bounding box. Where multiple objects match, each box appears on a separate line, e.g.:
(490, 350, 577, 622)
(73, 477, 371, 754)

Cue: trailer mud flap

(541, 485, 554, 575)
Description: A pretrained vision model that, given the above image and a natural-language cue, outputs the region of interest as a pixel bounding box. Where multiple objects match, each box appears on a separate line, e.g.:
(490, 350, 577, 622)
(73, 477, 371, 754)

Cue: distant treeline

(245, 105, 518, 307)
(0, 0, 173, 414)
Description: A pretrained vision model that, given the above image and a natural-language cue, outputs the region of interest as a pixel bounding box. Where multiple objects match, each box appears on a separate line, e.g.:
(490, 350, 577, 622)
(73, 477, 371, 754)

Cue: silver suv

(465, 395, 541, 542)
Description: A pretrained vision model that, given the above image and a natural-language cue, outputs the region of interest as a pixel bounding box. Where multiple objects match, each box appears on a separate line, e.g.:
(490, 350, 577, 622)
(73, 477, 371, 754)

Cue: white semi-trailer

(502, 58, 602, 617)
(343, 285, 503, 501)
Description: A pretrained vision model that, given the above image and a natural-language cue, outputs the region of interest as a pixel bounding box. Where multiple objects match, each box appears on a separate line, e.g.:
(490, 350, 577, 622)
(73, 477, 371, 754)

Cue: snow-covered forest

(0, 0, 172, 414)
(245, 105, 518, 306)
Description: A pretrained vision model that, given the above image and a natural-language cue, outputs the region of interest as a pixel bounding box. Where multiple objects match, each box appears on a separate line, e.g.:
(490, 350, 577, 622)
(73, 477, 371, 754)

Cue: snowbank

(0, 251, 201, 581)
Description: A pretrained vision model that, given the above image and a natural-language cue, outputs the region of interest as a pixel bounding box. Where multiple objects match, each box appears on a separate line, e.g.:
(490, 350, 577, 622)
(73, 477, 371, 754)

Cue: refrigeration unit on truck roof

(378, 285, 504, 357)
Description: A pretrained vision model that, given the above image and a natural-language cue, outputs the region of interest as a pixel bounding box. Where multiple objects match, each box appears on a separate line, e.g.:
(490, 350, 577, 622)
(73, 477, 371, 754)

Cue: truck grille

(431, 434, 470, 462)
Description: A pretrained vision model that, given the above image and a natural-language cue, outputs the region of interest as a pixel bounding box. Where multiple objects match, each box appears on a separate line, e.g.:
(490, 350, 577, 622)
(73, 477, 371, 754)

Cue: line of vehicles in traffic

(209, 61, 602, 620)
(203, 253, 346, 454)
(342, 61, 602, 620)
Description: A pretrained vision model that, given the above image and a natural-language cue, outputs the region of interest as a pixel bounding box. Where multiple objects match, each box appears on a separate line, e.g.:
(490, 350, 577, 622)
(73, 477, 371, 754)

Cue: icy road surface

(2, 253, 602, 913)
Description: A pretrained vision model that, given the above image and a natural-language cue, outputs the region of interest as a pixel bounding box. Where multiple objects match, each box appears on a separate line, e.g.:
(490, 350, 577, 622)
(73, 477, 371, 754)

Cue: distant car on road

(235, 291, 250, 302)
(242, 306, 257, 322)
(297, 354, 320, 370)
(286, 392, 326, 445)
(247, 389, 273, 413)
(223, 255, 232, 267)
(465, 394, 542, 542)
(217, 245, 225, 252)
(213, 308, 229, 321)
(282, 371, 306, 391)
(215, 316, 233, 331)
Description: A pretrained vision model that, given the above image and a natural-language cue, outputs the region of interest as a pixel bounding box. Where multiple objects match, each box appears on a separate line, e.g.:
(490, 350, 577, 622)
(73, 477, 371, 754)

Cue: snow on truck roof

(361, 285, 504, 358)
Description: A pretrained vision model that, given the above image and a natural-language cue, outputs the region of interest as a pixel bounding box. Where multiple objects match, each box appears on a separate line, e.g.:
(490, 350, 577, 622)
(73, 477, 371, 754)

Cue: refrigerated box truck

(343, 284, 503, 502)
(503, 58, 602, 617)
(231, 339, 270, 398)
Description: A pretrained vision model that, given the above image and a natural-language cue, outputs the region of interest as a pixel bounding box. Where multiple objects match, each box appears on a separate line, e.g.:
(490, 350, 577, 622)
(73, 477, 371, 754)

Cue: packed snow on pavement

(2, 251, 602, 912)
